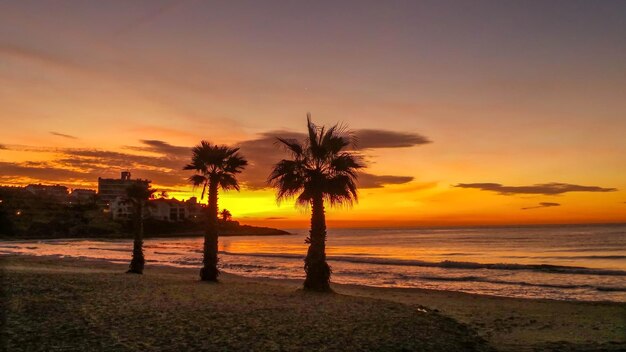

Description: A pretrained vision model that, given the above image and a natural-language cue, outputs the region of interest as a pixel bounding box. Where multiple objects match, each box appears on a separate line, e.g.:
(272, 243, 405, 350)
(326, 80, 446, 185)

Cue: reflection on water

(1, 224, 625, 302)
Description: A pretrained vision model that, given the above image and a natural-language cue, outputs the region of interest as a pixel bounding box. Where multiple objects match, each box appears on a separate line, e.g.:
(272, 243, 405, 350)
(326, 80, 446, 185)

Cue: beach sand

(1, 255, 624, 351)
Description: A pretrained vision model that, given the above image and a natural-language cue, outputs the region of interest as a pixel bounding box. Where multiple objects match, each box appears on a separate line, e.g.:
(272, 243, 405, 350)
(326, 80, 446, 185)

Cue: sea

(1, 224, 625, 302)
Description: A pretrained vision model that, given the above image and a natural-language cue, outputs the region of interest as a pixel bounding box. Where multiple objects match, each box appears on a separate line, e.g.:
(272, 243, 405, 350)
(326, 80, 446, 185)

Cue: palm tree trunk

(304, 194, 331, 291)
(200, 179, 219, 281)
(128, 202, 144, 274)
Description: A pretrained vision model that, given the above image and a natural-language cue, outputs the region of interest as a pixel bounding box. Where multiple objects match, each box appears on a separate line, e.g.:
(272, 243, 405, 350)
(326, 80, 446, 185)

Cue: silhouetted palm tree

(125, 183, 155, 274)
(269, 115, 364, 291)
(184, 141, 247, 281)
(220, 209, 232, 222)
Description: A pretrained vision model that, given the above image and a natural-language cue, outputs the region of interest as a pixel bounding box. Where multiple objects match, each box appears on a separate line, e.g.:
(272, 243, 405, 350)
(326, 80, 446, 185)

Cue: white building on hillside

(110, 196, 204, 222)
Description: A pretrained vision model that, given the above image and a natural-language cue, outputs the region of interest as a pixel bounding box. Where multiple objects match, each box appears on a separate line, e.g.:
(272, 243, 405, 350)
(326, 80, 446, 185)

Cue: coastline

(1, 254, 624, 351)
(0, 227, 293, 241)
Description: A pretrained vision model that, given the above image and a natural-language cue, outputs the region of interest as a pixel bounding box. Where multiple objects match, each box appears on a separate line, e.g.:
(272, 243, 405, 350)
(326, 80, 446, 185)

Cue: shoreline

(2, 254, 625, 351)
(0, 230, 295, 241)
(5, 252, 624, 305)
(1, 237, 625, 302)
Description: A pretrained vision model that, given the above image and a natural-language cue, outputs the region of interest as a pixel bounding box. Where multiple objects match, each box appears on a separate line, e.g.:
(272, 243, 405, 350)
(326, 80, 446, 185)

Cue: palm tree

(220, 208, 232, 222)
(125, 183, 155, 274)
(269, 115, 364, 291)
(184, 141, 247, 281)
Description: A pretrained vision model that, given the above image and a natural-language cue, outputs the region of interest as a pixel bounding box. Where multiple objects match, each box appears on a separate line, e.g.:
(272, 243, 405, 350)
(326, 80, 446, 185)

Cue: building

(149, 198, 187, 221)
(185, 197, 204, 220)
(97, 171, 150, 206)
(109, 197, 133, 220)
(148, 197, 204, 222)
(24, 184, 69, 201)
(110, 196, 204, 222)
(69, 189, 96, 204)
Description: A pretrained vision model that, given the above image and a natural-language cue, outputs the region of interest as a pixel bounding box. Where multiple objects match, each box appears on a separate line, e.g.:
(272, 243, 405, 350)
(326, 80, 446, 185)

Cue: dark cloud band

(455, 182, 617, 195)
(354, 130, 431, 149)
(521, 202, 561, 210)
(50, 132, 78, 139)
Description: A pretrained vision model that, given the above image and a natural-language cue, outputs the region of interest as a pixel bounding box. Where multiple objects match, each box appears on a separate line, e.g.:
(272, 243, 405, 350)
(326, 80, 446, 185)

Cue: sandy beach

(1, 255, 624, 351)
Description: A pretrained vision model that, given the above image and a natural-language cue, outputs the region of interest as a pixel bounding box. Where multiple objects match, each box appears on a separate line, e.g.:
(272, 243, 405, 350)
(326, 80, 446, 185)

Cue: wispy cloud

(521, 202, 561, 210)
(109, 1, 185, 38)
(50, 132, 78, 140)
(455, 182, 617, 195)
(0, 44, 81, 71)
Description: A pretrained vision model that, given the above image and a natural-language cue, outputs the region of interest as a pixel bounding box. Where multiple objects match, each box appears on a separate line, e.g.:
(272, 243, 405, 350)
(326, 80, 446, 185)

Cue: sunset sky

(1, 0, 625, 227)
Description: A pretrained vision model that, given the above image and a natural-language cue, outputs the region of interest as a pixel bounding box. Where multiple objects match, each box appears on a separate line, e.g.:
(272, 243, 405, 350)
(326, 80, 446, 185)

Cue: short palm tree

(269, 115, 364, 291)
(184, 141, 247, 281)
(220, 209, 232, 222)
(125, 183, 155, 274)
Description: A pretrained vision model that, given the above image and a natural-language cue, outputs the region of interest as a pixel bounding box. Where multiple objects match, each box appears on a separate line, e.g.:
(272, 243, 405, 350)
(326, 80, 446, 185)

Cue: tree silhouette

(220, 209, 232, 222)
(269, 115, 363, 291)
(184, 141, 247, 281)
(124, 183, 155, 274)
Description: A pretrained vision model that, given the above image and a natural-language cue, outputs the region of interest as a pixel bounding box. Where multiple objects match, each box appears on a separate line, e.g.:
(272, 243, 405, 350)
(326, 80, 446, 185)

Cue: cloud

(1, 127, 424, 191)
(0, 161, 89, 183)
(455, 182, 617, 195)
(354, 130, 431, 149)
(50, 132, 78, 139)
(236, 129, 422, 189)
(236, 131, 304, 189)
(357, 173, 414, 188)
(126, 139, 190, 156)
(521, 202, 561, 210)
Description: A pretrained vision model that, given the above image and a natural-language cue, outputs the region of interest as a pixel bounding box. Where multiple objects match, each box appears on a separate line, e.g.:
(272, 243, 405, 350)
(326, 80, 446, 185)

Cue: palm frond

(188, 174, 207, 186)
(275, 137, 304, 157)
(330, 153, 364, 177)
(325, 174, 358, 206)
(184, 141, 247, 194)
(188, 175, 208, 199)
(218, 173, 240, 191)
(268, 159, 307, 203)
(269, 115, 363, 209)
(307, 114, 325, 160)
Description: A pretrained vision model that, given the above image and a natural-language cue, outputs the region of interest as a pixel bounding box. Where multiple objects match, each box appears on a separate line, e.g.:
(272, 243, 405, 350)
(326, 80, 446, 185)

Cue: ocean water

(1, 224, 625, 302)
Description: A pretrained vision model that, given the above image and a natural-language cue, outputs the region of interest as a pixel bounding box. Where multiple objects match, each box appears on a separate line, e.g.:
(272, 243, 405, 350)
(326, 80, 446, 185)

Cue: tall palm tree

(184, 141, 247, 281)
(125, 183, 155, 274)
(269, 115, 364, 291)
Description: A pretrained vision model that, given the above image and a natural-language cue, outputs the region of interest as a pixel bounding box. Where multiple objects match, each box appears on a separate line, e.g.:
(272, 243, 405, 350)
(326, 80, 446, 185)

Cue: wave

(418, 275, 626, 292)
(502, 255, 626, 260)
(219, 251, 626, 276)
(87, 247, 129, 252)
(558, 255, 626, 260)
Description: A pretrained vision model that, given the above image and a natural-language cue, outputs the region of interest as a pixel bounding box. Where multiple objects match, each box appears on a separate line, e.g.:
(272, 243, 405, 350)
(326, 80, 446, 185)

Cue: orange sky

(1, 1, 625, 227)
